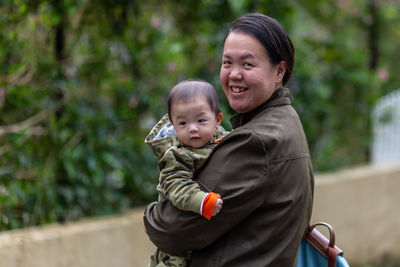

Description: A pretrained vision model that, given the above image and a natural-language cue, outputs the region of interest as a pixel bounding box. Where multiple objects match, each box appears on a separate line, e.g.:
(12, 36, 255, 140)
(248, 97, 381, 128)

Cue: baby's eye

(179, 121, 186, 126)
(198, 119, 206, 123)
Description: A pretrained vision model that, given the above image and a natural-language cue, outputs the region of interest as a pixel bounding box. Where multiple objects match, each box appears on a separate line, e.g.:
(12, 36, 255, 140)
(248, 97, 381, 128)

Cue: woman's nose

(229, 67, 243, 80)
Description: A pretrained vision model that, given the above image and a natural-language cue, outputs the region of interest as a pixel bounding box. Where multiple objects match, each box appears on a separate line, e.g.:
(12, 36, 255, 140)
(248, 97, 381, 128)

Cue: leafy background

(0, 0, 399, 232)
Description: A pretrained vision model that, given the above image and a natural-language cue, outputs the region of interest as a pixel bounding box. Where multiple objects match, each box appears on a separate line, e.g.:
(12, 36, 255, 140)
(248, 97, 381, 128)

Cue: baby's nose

(188, 124, 198, 132)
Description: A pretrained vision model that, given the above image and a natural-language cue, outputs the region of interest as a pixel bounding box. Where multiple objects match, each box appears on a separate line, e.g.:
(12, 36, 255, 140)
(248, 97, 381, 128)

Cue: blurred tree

(0, 0, 398, 230)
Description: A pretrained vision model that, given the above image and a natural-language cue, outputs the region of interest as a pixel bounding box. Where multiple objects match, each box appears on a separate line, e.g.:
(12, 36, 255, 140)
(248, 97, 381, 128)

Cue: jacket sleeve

(158, 146, 208, 215)
(143, 130, 268, 255)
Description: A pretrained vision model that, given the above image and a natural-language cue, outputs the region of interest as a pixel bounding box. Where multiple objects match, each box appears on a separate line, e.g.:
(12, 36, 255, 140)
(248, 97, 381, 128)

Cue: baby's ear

(216, 113, 223, 127)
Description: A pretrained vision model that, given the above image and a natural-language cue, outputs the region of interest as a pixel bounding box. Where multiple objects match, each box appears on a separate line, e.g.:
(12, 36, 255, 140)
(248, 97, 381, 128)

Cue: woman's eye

(244, 62, 252, 67)
(222, 60, 231, 65)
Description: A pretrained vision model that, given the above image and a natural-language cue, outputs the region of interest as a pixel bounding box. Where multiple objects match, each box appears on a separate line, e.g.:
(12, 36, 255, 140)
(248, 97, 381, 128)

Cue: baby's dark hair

(168, 79, 221, 121)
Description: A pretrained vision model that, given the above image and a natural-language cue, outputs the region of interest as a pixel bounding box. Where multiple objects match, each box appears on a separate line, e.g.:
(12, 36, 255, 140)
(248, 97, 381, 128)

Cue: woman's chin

(231, 104, 249, 113)
(228, 95, 250, 113)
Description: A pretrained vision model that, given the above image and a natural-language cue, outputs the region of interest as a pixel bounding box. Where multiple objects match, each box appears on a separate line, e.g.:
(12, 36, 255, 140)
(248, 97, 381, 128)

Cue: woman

(144, 13, 314, 266)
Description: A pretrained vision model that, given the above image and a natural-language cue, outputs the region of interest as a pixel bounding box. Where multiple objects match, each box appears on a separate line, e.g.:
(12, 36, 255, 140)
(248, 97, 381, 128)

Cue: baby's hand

(212, 197, 223, 216)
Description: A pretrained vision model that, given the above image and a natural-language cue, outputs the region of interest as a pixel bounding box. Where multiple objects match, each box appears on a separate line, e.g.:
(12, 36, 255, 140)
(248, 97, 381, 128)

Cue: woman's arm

(144, 131, 268, 255)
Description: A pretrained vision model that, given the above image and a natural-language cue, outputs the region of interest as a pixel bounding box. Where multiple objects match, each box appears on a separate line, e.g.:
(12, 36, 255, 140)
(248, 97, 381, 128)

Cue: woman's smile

(220, 32, 283, 113)
(231, 86, 248, 93)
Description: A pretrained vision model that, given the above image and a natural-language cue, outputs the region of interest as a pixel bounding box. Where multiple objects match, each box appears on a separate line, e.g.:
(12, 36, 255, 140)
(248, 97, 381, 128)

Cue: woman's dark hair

(168, 79, 221, 122)
(227, 13, 294, 86)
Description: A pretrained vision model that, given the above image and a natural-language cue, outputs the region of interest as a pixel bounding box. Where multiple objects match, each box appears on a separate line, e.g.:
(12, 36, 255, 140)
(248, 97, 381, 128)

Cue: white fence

(371, 89, 400, 164)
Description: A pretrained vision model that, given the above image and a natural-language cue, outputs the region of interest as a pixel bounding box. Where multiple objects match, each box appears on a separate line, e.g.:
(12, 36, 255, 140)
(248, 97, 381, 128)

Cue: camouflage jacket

(145, 114, 228, 215)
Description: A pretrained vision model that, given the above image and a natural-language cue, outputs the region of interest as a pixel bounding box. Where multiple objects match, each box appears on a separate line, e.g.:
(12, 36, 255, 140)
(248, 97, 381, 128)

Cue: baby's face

(170, 96, 221, 148)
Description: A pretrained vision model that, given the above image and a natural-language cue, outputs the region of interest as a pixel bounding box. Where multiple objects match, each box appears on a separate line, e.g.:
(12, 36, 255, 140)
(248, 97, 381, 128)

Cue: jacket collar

(230, 88, 292, 129)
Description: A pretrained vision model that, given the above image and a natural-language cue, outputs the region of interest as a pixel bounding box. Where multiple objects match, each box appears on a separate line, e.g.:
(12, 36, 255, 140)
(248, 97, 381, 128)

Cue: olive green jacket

(145, 114, 227, 215)
(144, 88, 314, 266)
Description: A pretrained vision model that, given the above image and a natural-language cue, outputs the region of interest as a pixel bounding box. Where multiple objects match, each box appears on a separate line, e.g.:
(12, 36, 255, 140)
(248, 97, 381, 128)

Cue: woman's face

(220, 32, 286, 113)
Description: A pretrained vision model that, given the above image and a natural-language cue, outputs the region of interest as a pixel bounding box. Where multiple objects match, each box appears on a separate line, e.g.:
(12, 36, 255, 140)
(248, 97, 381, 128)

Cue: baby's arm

(212, 197, 223, 216)
(200, 192, 223, 219)
(158, 147, 222, 219)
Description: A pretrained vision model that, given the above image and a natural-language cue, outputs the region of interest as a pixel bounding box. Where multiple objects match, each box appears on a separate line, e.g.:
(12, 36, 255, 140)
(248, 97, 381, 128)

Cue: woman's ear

(276, 60, 287, 82)
(216, 113, 223, 127)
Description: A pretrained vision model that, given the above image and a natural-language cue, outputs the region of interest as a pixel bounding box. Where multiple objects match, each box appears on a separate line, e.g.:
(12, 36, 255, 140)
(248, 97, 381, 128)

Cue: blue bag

(296, 222, 350, 267)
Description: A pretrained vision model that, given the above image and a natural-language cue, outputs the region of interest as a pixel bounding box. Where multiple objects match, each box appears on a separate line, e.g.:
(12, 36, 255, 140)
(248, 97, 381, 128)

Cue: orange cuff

(202, 192, 220, 220)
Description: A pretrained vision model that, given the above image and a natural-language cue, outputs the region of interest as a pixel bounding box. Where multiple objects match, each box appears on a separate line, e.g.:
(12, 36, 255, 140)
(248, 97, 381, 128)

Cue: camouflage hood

(145, 114, 227, 160)
(145, 114, 180, 160)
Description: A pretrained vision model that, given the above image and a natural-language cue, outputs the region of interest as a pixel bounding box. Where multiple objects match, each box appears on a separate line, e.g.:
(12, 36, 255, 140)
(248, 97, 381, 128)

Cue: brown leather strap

(309, 222, 335, 249)
(306, 222, 344, 267)
(328, 246, 339, 267)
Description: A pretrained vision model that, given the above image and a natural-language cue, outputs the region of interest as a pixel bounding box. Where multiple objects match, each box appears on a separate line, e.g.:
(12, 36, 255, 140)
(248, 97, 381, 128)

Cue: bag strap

(306, 222, 343, 267)
(327, 246, 339, 267)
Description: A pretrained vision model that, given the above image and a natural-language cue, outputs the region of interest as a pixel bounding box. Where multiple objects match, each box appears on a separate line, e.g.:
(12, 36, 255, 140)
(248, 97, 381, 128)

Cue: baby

(145, 79, 228, 267)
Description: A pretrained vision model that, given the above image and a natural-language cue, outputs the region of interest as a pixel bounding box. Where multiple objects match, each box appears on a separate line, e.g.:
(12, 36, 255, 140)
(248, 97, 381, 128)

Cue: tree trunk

(368, 0, 379, 70)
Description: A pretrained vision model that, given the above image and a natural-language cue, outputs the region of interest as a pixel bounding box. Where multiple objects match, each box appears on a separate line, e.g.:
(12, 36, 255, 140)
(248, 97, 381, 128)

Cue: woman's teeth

(231, 87, 247, 93)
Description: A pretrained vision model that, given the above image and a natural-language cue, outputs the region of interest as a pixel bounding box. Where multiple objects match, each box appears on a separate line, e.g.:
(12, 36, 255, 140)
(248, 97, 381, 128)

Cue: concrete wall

(1, 164, 399, 267)
(311, 164, 400, 264)
(0, 209, 155, 267)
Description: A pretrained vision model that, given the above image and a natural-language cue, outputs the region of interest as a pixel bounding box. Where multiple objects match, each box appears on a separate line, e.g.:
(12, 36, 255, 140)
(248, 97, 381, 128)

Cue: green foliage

(1, 0, 399, 230)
